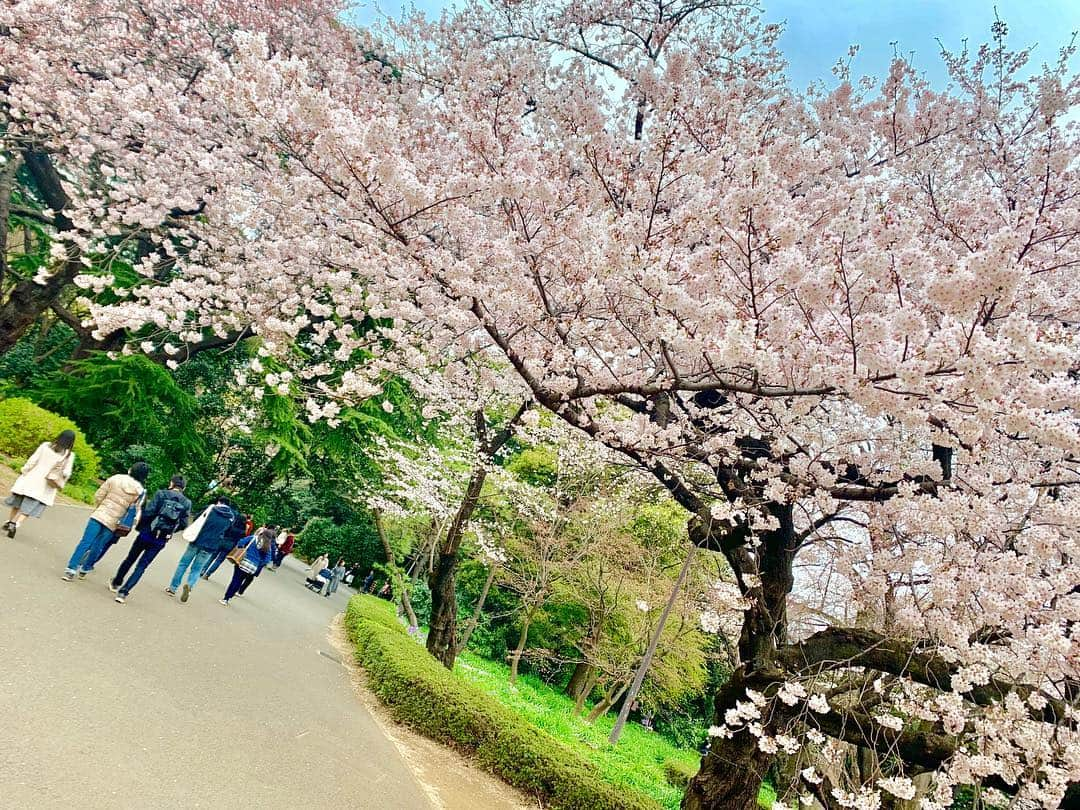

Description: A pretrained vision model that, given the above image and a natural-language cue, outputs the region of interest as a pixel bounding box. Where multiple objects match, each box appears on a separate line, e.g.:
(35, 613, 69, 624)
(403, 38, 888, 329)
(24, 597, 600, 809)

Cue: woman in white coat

(4, 430, 76, 539)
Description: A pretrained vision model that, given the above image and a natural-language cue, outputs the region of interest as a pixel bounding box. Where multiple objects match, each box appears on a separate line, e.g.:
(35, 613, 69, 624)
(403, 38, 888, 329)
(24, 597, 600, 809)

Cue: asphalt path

(0, 501, 431, 809)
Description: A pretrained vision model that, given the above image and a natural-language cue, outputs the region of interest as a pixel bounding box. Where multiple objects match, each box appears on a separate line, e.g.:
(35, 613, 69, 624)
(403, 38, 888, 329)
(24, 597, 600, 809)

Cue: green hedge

(345, 596, 661, 810)
(0, 397, 100, 501)
(662, 758, 698, 789)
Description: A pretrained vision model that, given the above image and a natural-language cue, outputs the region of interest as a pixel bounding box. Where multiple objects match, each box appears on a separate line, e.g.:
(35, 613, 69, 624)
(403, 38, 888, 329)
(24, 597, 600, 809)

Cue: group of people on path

(305, 554, 348, 597)
(5, 431, 303, 606)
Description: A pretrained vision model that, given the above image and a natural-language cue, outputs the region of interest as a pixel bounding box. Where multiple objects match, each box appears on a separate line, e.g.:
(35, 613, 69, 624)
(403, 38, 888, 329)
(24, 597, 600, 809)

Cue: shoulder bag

(46, 451, 71, 488)
(181, 507, 212, 543)
(227, 537, 254, 566)
(114, 491, 145, 538)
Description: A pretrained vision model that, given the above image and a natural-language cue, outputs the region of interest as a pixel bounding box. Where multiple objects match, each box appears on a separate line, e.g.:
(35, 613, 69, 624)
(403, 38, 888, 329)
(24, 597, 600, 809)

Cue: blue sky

(346, 0, 1080, 88)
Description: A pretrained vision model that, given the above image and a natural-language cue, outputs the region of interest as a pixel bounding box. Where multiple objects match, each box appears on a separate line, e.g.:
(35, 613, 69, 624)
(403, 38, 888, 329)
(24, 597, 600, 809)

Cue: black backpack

(150, 495, 185, 536)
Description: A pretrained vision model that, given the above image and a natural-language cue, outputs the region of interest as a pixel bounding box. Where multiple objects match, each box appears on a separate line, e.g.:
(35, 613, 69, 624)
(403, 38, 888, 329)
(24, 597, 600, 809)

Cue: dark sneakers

(4, 521, 16, 538)
(180, 584, 190, 603)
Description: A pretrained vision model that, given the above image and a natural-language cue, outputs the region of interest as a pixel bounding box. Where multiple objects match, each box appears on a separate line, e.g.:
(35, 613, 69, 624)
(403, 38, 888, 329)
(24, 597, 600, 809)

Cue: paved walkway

(0, 501, 432, 809)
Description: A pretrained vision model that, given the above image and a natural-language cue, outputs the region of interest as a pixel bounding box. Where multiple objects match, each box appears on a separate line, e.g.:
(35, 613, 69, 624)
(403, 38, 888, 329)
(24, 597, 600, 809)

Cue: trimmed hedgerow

(0, 397, 100, 502)
(344, 596, 661, 810)
(662, 757, 698, 789)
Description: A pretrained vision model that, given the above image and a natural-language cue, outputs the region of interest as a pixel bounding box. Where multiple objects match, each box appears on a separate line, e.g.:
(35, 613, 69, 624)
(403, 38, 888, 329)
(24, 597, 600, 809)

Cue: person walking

(4, 429, 76, 539)
(271, 530, 295, 570)
(307, 553, 329, 576)
(110, 474, 191, 604)
(167, 496, 234, 603)
(235, 525, 279, 597)
(201, 507, 247, 580)
(361, 569, 375, 594)
(324, 558, 347, 597)
(219, 527, 276, 606)
(62, 462, 148, 581)
(90, 484, 145, 567)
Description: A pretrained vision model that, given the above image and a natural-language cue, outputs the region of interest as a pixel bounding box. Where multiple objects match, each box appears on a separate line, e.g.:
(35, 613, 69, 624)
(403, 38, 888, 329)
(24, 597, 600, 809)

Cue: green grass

(454, 652, 700, 810)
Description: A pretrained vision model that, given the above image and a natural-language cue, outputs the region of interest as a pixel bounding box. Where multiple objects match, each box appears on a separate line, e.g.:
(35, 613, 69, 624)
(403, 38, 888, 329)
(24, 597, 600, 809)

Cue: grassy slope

(455, 652, 703, 810)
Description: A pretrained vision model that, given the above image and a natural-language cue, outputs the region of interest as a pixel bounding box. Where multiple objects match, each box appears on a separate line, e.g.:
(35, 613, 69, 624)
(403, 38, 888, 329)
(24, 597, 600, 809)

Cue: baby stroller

(305, 567, 332, 593)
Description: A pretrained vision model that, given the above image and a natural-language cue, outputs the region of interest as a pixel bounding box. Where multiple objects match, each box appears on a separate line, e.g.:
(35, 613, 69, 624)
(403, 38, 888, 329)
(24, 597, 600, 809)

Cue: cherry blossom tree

(0, 0, 360, 356)
(367, 389, 530, 667)
(70, 0, 1079, 807)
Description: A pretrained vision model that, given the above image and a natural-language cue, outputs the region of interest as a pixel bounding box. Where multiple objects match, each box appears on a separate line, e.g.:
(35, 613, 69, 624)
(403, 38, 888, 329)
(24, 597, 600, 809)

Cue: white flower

(801, 767, 822, 785)
(777, 681, 807, 706)
(874, 713, 903, 731)
(808, 693, 830, 714)
(878, 777, 916, 801)
(745, 688, 767, 707)
(381, 400, 394, 413)
(757, 736, 778, 754)
(776, 734, 800, 754)
(635, 599, 649, 612)
(700, 610, 721, 633)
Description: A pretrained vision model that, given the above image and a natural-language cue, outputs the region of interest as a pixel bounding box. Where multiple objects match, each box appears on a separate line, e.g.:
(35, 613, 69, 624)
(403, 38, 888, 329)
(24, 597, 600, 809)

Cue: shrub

(345, 595, 661, 810)
(662, 758, 698, 789)
(296, 515, 383, 572)
(0, 397, 100, 499)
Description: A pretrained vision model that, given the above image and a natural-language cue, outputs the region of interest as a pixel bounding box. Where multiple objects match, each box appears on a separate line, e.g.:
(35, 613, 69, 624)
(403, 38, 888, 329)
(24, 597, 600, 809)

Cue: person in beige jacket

(62, 462, 149, 581)
(4, 429, 76, 539)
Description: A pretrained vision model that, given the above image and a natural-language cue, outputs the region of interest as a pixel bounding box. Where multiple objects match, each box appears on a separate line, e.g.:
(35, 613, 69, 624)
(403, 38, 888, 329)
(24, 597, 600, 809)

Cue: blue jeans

(202, 548, 229, 578)
(66, 519, 117, 575)
(169, 543, 213, 591)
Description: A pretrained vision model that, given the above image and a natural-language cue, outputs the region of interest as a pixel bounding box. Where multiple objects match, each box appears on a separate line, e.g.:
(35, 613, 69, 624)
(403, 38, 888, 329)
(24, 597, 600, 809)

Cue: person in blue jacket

(166, 496, 234, 603)
(219, 526, 277, 606)
(201, 508, 248, 580)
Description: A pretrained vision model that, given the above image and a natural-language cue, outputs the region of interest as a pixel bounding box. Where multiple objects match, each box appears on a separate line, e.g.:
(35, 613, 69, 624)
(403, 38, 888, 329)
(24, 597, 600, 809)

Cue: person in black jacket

(109, 475, 192, 604)
(201, 508, 248, 580)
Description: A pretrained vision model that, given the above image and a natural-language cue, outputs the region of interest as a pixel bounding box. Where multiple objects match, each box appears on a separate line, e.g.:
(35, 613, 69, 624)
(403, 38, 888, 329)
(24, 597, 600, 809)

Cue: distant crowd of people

(5, 431, 314, 606)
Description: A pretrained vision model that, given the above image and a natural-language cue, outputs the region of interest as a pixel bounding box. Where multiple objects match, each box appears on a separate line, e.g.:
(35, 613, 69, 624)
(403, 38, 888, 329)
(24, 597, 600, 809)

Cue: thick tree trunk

(426, 466, 487, 668)
(681, 729, 773, 810)
(573, 669, 598, 715)
(508, 610, 533, 684)
(455, 562, 496, 656)
(565, 661, 593, 699)
(0, 151, 81, 355)
(0, 153, 21, 286)
(427, 548, 461, 662)
(682, 514, 797, 809)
